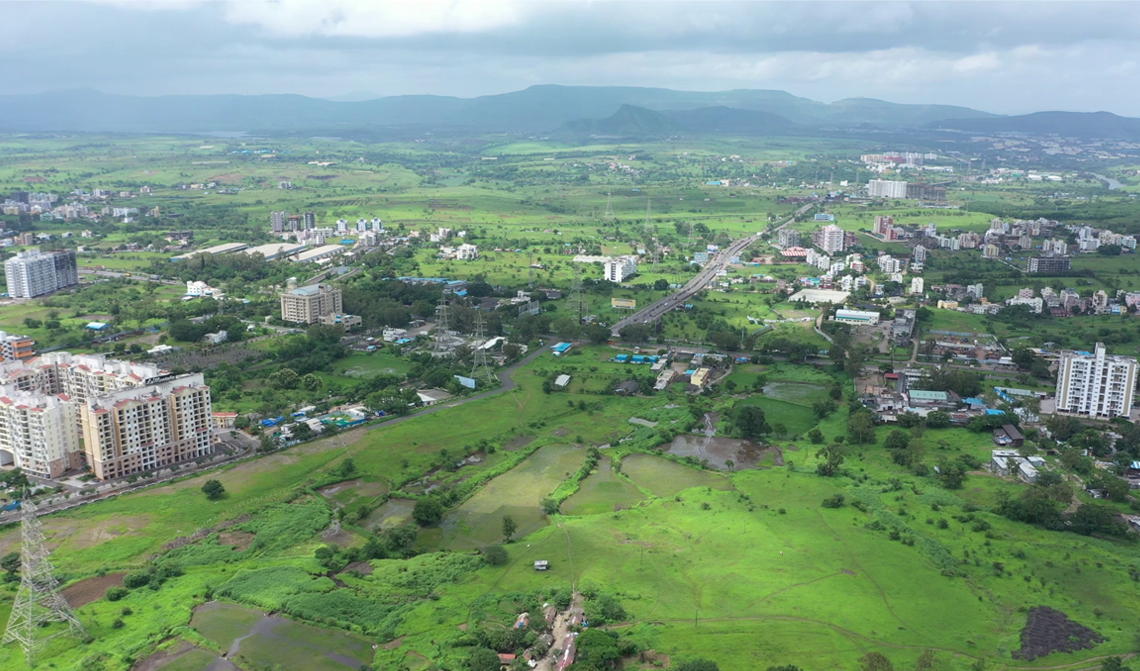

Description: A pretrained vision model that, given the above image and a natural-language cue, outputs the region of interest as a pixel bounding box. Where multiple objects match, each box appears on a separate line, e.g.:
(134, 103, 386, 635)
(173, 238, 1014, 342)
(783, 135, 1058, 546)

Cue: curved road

(610, 203, 815, 336)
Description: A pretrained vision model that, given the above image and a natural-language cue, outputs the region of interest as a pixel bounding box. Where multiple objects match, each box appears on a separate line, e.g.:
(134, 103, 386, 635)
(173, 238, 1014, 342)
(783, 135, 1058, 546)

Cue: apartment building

(603, 256, 638, 283)
(813, 224, 846, 254)
(1055, 342, 1138, 419)
(1027, 256, 1072, 274)
(867, 179, 908, 199)
(0, 352, 164, 405)
(777, 229, 800, 248)
(0, 331, 35, 362)
(81, 374, 213, 480)
(0, 387, 83, 478)
(279, 283, 343, 324)
(4, 248, 79, 298)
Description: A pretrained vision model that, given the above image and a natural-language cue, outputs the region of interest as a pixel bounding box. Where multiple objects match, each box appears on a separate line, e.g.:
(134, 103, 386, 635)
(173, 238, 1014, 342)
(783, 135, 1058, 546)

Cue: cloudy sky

(3, 1, 1139, 115)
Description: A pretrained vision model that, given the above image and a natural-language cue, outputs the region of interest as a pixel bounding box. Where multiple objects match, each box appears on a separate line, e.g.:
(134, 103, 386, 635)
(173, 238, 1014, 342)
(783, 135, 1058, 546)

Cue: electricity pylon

(471, 311, 496, 386)
(432, 296, 453, 357)
(3, 497, 87, 665)
(565, 265, 589, 324)
(603, 191, 614, 221)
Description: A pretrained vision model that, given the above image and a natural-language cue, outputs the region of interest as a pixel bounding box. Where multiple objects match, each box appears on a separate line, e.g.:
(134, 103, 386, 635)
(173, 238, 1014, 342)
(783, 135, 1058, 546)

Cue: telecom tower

(471, 312, 496, 386)
(603, 191, 614, 221)
(565, 265, 589, 324)
(432, 296, 453, 357)
(3, 498, 87, 665)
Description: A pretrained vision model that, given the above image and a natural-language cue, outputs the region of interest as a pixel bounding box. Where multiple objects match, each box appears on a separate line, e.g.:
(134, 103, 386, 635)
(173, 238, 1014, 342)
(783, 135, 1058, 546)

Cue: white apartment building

(604, 256, 638, 283)
(0, 352, 164, 406)
(456, 243, 479, 260)
(80, 373, 213, 480)
(1055, 342, 1138, 419)
(867, 179, 908, 199)
(878, 255, 901, 273)
(186, 280, 219, 297)
(814, 224, 846, 254)
(966, 283, 984, 299)
(913, 245, 927, 263)
(0, 387, 83, 478)
(4, 248, 78, 298)
(909, 277, 925, 295)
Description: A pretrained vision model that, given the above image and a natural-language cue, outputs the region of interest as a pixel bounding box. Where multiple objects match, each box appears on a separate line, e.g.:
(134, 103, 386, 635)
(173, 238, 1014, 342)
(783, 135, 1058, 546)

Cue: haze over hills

(556, 104, 795, 138)
(930, 111, 1140, 140)
(0, 84, 1134, 139)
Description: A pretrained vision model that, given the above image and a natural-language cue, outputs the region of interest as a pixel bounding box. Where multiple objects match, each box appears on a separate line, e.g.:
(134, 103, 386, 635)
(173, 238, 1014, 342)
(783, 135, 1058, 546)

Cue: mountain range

(0, 85, 1135, 139)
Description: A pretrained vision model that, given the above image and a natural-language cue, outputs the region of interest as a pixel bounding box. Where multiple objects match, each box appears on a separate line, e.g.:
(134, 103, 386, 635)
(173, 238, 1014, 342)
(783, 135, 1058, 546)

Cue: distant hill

(659, 106, 795, 134)
(0, 85, 1001, 134)
(930, 111, 1140, 140)
(556, 105, 682, 138)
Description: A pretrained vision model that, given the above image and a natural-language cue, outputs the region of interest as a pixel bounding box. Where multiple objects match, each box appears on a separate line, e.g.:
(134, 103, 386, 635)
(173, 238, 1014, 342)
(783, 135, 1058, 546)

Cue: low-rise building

(834, 309, 881, 325)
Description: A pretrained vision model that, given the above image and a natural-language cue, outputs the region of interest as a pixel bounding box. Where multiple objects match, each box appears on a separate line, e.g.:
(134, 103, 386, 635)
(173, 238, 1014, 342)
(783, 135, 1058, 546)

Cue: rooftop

(908, 389, 949, 401)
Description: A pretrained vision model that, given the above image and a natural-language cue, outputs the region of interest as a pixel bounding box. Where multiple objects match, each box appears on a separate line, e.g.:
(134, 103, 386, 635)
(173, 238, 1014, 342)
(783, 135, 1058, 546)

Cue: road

(610, 203, 815, 337)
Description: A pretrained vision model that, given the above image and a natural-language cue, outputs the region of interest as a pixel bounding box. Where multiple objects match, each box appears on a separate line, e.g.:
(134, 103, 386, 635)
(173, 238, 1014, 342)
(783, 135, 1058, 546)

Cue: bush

(105, 587, 128, 602)
(123, 572, 151, 589)
(821, 494, 846, 509)
(201, 479, 225, 500)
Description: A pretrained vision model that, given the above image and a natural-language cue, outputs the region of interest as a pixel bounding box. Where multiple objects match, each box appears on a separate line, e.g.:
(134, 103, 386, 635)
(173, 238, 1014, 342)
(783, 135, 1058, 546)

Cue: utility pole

(3, 497, 87, 665)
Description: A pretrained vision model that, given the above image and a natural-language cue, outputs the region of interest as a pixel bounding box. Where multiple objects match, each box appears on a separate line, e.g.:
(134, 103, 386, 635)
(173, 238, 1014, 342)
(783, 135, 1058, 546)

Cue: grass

(190, 602, 264, 651)
(738, 396, 817, 437)
(561, 456, 645, 516)
(328, 351, 412, 378)
(156, 648, 219, 671)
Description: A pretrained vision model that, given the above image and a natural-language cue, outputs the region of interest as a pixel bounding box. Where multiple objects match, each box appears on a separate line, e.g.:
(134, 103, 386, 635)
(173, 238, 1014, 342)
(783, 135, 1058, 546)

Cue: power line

(3, 497, 87, 665)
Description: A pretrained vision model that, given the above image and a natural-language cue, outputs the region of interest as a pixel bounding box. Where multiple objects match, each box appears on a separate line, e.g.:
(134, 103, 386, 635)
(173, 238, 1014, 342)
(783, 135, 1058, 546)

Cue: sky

(3, 1, 1139, 115)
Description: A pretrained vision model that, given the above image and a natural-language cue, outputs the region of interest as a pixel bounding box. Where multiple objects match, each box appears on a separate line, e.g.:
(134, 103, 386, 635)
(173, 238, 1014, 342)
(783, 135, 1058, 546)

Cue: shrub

(201, 479, 225, 500)
(412, 497, 444, 526)
(105, 587, 128, 602)
(821, 494, 846, 509)
(123, 572, 151, 589)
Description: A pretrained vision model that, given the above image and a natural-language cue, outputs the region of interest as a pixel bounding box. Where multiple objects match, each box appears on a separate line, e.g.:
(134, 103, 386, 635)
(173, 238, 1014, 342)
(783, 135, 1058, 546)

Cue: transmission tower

(432, 296, 453, 357)
(603, 191, 614, 221)
(565, 265, 590, 324)
(3, 497, 87, 665)
(471, 311, 496, 386)
(643, 198, 653, 239)
(528, 252, 535, 289)
(686, 221, 695, 248)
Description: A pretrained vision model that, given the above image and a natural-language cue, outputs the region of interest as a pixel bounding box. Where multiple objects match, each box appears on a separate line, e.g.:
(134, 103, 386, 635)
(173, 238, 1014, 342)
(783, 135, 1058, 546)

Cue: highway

(610, 203, 815, 336)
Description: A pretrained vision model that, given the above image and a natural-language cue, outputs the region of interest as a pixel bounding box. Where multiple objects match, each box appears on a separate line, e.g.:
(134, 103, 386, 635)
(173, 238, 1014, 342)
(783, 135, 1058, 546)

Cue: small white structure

(554, 374, 571, 389)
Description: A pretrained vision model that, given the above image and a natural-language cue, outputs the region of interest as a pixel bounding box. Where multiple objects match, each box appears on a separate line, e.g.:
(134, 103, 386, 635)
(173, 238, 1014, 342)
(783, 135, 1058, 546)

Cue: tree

(808, 428, 825, 444)
(653, 278, 671, 291)
(884, 429, 910, 452)
(468, 647, 502, 671)
(925, 411, 950, 429)
(201, 479, 225, 500)
(1101, 657, 1131, 671)
(936, 459, 967, 489)
(575, 629, 622, 668)
(300, 373, 323, 391)
(812, 400, 837, 420)
(502, 514, 517, 542)
(847, 411, 877, 445)
(267, 367, 300, 390)
(1, 552, 19, 582)
(816, 444, 846, 477)
(618, 323, 649, 343)
(483, 545, 508, 566)
(736, 405, 770, 440)
(413, 497, 444, 526)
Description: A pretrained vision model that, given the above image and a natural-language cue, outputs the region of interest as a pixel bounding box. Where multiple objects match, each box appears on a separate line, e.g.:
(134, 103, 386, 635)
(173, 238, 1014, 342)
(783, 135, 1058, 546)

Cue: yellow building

(81, 374, 213, 480)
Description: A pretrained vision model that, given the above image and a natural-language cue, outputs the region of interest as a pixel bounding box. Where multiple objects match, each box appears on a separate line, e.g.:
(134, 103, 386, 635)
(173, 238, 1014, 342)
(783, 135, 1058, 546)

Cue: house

(989, 449, 1045, 483)
(534, 560, 549, 571)
(554, 374, 571, 389)
(212, 412, 238, 429)
(994, 424, 1024, 448)
(614, 380, 640, 396)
